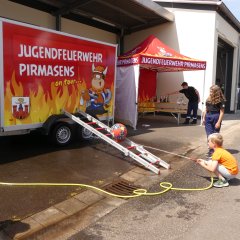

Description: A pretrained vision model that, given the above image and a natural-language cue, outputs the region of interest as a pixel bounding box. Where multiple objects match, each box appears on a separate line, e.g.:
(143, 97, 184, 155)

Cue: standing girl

(202, 85, 226, 156)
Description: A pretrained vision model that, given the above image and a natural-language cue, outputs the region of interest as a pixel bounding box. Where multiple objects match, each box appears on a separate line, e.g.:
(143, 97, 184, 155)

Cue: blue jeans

(205, 112, 221, 155)
(186, 102, 198, 119)
(205, 113, 221, 136)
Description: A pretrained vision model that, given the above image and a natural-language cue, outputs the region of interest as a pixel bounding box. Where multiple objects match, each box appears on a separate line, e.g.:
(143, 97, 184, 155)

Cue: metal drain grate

(103, 179, 140, 198)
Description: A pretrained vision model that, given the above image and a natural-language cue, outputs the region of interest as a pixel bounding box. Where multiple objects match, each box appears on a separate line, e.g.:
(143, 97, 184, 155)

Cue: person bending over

(167, 82, 200, 124)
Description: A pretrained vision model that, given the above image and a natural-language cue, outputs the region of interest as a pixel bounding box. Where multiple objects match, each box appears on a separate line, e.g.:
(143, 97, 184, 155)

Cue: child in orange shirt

(194, 133, 238, 188)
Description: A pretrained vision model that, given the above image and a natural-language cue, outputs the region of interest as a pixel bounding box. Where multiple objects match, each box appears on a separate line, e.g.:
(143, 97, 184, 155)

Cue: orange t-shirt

(212, 148, 239, 175)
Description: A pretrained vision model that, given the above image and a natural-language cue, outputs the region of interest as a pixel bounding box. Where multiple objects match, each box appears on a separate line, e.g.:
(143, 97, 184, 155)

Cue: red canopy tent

(115, 35, 206, 129)
(117, 34, 206, 71)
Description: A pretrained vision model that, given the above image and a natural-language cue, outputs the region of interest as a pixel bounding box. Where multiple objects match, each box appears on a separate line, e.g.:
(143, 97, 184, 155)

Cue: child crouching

(194, 133, 238, 188)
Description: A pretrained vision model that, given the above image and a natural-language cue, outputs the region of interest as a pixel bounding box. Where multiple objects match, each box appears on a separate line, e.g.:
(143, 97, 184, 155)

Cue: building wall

(124, 8, 216, 113)
(61, 18, 116, 43)
(124, 7, 240, 113)
(0, 0, 116, 43)
(215, 14, 240, 111)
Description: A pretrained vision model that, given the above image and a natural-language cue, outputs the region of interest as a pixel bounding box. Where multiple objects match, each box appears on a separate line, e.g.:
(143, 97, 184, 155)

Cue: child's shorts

(217, 164, 236, 180)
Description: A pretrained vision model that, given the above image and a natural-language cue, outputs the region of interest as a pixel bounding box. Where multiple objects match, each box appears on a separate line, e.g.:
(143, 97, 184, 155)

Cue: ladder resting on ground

(63, 110, 170, 175)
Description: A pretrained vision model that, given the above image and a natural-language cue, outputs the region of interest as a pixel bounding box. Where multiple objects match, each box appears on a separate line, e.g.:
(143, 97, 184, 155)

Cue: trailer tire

(51, 123, 73, 146)
(78, 116, 100, 141)
(81, 127, 95, 140)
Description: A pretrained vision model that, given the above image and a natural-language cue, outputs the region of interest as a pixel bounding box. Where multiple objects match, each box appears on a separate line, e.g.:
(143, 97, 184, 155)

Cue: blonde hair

(207, 85, 226, 104)
(208, 133, 223, 147)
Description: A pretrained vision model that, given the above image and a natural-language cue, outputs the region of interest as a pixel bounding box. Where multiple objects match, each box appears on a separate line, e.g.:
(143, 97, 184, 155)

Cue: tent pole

(200, 69, 206, 126)
(134, 65, 140, 130)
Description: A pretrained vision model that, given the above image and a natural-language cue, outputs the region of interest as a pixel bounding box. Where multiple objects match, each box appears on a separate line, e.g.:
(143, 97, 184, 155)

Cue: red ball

(110, 123, 127, 142)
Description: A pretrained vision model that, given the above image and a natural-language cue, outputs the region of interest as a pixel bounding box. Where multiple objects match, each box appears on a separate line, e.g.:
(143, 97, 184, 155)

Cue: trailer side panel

(1, 19, 117, 133)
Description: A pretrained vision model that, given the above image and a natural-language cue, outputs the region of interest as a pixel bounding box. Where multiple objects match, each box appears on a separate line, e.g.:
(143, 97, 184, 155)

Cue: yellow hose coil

(0, 176, 213, 199)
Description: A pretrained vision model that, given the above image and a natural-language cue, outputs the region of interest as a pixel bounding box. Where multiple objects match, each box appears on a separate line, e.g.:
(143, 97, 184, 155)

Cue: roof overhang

(9, 0, 174, 35)
(154, 0, 240, 33)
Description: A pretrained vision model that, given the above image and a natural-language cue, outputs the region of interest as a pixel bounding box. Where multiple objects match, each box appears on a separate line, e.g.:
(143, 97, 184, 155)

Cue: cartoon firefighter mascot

(81, 64, 112, 117)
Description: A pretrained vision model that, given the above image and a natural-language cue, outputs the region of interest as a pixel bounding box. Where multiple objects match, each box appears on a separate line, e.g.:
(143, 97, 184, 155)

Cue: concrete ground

(0, 112, 239, 239)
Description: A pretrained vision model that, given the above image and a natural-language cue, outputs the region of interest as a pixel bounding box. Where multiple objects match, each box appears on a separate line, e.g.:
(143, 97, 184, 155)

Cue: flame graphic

(4, 72, 114, 126)
(138, 91, 155, 112)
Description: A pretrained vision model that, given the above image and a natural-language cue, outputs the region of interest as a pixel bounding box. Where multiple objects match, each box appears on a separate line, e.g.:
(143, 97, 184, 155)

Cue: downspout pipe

(117, 28, 125, 55)
(56, 14, 61, 31)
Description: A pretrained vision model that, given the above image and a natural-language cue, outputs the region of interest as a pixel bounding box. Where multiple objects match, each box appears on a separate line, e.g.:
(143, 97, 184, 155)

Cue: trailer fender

(41, 114, 75, 135)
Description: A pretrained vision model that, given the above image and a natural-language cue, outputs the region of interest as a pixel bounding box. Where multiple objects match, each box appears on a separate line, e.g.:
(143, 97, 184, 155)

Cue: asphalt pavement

(0, 112, 239, 239)
(0, 113, 201, 221)
(0, 133, 132, 221)
(68, 113, 240, 240)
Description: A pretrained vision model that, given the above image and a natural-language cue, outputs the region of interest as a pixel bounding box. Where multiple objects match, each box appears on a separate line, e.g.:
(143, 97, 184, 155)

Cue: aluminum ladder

(63, 110, 170, 175)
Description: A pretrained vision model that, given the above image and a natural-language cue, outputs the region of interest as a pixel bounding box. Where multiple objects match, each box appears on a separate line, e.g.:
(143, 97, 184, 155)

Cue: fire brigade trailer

(0, 17, 117, 146)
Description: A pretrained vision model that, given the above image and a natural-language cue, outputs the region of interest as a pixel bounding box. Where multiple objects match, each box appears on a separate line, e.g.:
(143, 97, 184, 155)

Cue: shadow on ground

(225, 149, 239, 154)
(0, 114, 189, 164)
(0, 220, 30, 238)
(0, 131, 91, 164)
(197, 175, 240, 187)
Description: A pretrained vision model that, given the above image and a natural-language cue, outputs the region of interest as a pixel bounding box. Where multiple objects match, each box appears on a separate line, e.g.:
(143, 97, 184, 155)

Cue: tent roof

(117, 35, 206, 71)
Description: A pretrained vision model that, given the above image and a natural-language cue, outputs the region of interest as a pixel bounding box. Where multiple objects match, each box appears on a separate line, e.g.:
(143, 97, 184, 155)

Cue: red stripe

(95, 127, 104, 130)
(127, 146, 136, 150)
(87, 122, 96, 125)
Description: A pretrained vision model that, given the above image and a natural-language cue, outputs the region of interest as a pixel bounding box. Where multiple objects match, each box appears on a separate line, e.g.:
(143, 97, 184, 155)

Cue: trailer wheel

(51, 123, 73, 146)
(81, 127, 94, 140)
(79, 116, 100, 141)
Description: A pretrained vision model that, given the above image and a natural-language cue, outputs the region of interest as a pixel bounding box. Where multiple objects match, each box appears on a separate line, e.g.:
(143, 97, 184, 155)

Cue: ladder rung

(87, 122, 96, 125)
(127, 146, 136, 150)
(95, 127, 104, 130)
(63, 110, 168, 175)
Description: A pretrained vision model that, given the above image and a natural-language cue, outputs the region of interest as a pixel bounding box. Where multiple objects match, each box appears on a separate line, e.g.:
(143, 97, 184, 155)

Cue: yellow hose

(0, 176, 213, 199)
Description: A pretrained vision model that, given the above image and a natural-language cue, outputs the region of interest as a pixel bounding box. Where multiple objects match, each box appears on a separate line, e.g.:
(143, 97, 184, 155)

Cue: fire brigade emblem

(12, 97, 30, 119)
